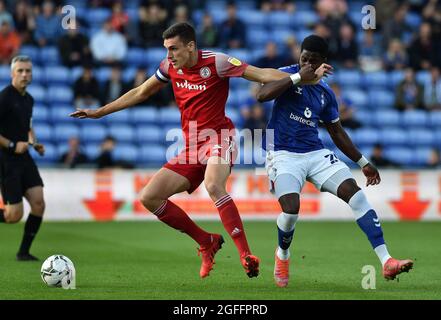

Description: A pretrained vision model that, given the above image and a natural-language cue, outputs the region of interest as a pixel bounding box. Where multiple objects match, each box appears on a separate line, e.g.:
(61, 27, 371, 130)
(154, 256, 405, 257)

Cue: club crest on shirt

(200, 67, 211, 78)
(304, 107, 312, 118)
(227, 57, 242, 66)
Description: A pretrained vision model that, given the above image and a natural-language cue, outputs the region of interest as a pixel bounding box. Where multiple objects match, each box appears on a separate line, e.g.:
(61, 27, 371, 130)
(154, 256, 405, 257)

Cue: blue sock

(356, 209, 385, 249)
(278, 227, 295, 250)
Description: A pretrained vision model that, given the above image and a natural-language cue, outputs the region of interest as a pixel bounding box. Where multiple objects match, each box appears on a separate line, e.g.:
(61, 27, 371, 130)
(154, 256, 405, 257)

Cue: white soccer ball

(41, 255, 75, 287)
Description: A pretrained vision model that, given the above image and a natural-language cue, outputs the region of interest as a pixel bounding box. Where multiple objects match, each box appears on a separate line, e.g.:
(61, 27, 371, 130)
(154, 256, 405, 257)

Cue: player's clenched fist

(300, 63, 333, 84)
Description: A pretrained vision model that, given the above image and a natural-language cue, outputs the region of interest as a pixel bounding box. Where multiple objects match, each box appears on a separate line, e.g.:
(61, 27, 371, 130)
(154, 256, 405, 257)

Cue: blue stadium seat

(384, 147, 413, 166)
(429, 111, 441, 128)
(32, 104, 49, 122)
(85, 8, 112, 28)
(47, 86, 73, 104)
(226, 108, 240, 125)
(112, 143, 139, 163)
(70, 66, 84, 82)
(318, 128, 334, 149)
(31, 66, 45, 84)
(353, 109, 373, 126)
(96, 67, 112, 83)
(130, 107, 159, 124)
(342, 89, 368, 109)
(19, 46, 40, 64)
(227, 49, 250, 63)
(435, 130, 441, 148)
(39, 46, 61, 65)
(408, 129, 434, 147)
(126, 8, 139, 22)
(416, 71, 430, 84)
(236, 0, 255, 10)
(368, 89, 395, 109)
(85, 143, 101, 160)
(126, 48, 147, 67)
(80, 124, 107, 142)
(235, 88, 251, 105)
(390, 70, 405, 87)
(136, 125, 163, 143)
(363, 71, 389, 88)
(405, 12, 422, 28)
(295, 29, 312, 42)
(206, 0, 226, 11)
(247, 28, 271, 47)
(353, 128, 380, 146)
(336, 69, 362, 87)
(33, 123, 53, 143)
(27, 85, 46, 103)
(49, 105, 75, 123)
(54, 124, 80, 142)
(227, 90, 239, 106)
(268, 12, 293, 29)
(373, 110, 400, 126)
(122, 67, 138, 83)
(158, 107, 181, 125)
(414, 147, 432, 166)
(380, 128, 407, 146)
(108, 124, 135, 142)
(105, 109, 130, 123)
(291, 11, 319, 29)
(401, 110, 428, 128)
(237, 10, 266, 27)
(44, 66, 71, 85)
(270, 28, 295, 46)
(0, 66, 9, 82)
(146, 48, 167, 66)
(230, 77, 250, 89)
(139, 144, 167, 163)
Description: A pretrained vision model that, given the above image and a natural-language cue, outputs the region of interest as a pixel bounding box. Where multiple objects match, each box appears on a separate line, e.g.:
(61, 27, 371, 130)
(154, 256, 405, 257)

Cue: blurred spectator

(381, 3, 412, 50)
(254, 42, 285, 69)
(331, 83, 362, 129)
(422, 0, 441, 40)
(197, 13, 218, 48)
(96, 135, 134, 169)
(130, 67, 174, 107)
(258, 0, 295, 12)
(0, 0, 13, 26)
(0, 20, 21, 65)
(336, 23, 358, 68)
(73, 65, 101, 109)
(359, 30, 383, 72)
(110, 1, 129, 34)
(57, 19, 92, 68)
(395, 68, 425, 111)
(130, 4, 167, 47)
(383, 38, 408, 71)
(34, 0, 63, 47)
(218, 3, 246, 49)
(375, 0, 399, 29)
(168, 4, 190, 26)
(59, 137, 88, 168)
(408, 22, 441, 70)
(282, 36, 301, 66)
(101, 64, 129, 105)
(313, 23, 337, 62)
(163, 0, 194, 24)
(90, 20, 127, 66)
(243, 102, 268, 145)
(423, 67, 441, 110)
(370, 144, 400, 168)
(13, 0, 36, 45)
(427, 148, 441, 168)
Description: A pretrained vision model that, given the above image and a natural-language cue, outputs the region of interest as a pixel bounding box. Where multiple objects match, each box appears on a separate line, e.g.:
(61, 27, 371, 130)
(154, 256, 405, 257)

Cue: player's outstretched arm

(70, 75, 166, 119)
(256, 64, 333, 102)
(325, 121, 381, 186)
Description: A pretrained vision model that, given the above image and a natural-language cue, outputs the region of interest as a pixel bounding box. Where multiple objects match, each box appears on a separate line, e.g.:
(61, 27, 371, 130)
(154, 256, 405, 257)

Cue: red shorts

(163, 135, 237, 193)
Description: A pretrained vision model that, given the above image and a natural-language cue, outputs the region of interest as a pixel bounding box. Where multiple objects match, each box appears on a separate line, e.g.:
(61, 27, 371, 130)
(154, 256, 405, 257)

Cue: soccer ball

(41, 255, 75, 287)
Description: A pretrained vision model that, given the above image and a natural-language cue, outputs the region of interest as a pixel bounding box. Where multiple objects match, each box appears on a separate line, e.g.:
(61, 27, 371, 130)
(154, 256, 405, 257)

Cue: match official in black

(0, 55, 46, 261)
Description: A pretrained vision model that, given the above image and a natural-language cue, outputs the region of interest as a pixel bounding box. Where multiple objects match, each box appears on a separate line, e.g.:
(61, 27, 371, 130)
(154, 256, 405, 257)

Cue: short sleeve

(319, 89, 340, 124)
(155, 58, 170, 83)
(215, 52, 249, 78)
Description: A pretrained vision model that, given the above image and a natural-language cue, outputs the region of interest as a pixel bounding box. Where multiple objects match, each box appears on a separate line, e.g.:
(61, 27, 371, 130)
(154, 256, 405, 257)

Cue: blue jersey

(262, 64, 339, 153)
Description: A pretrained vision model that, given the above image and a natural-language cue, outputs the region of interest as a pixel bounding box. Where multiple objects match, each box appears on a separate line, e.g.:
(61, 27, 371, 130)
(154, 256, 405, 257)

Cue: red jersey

(155, 50, 248, 142)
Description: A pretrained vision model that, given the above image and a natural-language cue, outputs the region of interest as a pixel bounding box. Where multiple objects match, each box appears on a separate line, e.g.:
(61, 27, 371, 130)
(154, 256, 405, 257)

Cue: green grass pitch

(1, 220, 440, 300)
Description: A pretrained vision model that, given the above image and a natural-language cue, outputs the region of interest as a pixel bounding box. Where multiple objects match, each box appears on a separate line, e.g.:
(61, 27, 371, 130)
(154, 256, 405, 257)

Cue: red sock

(215, 195, 251, 257)
(154, 200, 211, 246)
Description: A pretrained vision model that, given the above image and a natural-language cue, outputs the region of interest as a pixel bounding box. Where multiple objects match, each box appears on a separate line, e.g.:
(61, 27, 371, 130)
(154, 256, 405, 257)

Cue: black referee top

(0, 84, 34, 161)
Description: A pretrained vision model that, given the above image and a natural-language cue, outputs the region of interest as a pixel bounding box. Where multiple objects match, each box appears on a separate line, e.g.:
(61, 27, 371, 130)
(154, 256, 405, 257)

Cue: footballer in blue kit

(258, 35, 413, 288)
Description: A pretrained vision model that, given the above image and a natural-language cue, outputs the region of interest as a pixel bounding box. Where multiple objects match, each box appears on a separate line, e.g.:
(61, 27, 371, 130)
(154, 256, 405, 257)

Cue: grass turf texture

(0, 221, 440, 300)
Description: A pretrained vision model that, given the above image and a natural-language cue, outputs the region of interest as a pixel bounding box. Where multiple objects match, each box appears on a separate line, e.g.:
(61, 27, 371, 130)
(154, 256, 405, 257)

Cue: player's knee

(204, 181, 225, 199)
(139, 189, 161, 212)
(337, 179, 360, 203)
(279, 194, 300, 214)
(31, 199, 45, 215)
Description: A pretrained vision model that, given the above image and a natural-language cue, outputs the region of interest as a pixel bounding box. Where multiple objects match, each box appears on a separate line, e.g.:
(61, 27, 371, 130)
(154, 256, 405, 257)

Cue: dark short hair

(162, 22, 196, 45)
(301, 35, 329, 58)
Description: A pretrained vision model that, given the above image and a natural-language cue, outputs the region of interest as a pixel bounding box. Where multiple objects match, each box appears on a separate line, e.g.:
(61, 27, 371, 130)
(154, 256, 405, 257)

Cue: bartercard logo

(290, 113, 316, 127)
(175, 80, 207, 91)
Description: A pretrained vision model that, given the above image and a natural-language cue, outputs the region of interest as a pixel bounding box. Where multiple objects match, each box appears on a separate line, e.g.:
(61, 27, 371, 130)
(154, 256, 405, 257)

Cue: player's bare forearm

(325, 121, 361, 162)
(257, 77, 292, 102)
(242, 65, 288, 84)
(0, 134, 11, 148)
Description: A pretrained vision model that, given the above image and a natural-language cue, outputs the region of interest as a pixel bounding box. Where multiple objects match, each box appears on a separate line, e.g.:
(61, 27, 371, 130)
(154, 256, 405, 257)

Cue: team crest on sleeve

(227, 57, 242, 66)
(200, 67, 211, 78)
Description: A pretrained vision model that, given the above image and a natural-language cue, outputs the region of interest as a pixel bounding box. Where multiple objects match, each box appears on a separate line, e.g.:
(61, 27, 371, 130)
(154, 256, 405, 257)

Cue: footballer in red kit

(71, 22, 329, 279)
